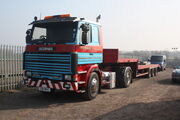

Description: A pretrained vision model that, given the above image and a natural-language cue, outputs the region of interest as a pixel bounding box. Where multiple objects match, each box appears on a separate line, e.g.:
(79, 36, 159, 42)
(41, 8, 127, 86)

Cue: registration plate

(38, 47, 54, 51)
(63, 83, 71, 89)
(38, 85, 51, 92)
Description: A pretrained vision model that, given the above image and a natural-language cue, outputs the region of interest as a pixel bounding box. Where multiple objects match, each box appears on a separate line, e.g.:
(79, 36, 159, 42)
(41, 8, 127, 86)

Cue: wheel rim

(126, 71, 131, 84)
(90, 77, 99, 97)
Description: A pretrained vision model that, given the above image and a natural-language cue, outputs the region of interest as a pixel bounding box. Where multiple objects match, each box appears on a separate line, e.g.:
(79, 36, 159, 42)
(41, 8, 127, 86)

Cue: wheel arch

(85, 64, 102, 87)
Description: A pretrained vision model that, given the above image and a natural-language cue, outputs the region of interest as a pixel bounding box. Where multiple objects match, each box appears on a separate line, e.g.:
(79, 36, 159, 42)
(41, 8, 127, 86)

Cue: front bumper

(24, 78, 78, 91)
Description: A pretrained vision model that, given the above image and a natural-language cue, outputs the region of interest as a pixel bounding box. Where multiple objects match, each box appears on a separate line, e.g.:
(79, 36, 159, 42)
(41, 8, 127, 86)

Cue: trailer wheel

(151, 69, 154, 77)
(146, 69, 151, 78)
(154, 68, 157, 76)
(83, 72, 99, 100)
(116, 67, 132, 88)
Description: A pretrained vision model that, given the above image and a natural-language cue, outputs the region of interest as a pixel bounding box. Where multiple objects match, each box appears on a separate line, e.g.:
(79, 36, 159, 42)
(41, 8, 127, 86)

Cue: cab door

(77, 22, 103, 64)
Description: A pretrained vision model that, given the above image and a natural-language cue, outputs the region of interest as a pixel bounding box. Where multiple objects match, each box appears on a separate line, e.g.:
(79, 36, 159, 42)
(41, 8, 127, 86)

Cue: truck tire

(151, 69, 154, 77)
(83, 72, 99, 100)
(154, 68, 157, 76)
(116, 67, 132, 88)
(146, 69, 151, 78)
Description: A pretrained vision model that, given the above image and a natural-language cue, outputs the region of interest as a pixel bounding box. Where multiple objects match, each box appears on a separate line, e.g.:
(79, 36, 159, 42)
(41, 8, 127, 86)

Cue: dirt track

(0, 68, 180, 120)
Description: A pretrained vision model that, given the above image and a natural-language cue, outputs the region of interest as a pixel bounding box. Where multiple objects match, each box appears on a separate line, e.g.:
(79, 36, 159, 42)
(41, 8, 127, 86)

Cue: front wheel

(83, 72, 99, 100)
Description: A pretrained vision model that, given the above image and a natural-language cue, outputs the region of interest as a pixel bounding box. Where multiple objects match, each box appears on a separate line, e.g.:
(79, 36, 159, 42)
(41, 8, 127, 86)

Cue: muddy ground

(0, 68, 180, 120)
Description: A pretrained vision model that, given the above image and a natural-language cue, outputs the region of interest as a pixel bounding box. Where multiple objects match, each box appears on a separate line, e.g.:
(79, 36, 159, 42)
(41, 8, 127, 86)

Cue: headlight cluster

(64, 75, 72, 81)
(25, 71, 32, 77)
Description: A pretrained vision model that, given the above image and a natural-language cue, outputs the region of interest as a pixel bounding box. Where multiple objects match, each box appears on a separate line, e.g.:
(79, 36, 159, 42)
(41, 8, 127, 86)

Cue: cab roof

(30, 14, 101, 26)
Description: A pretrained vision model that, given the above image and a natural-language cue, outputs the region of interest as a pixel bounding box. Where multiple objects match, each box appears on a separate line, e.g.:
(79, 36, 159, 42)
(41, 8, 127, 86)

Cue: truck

(150, 55, 166, 71)
(23, 14, 160, 100)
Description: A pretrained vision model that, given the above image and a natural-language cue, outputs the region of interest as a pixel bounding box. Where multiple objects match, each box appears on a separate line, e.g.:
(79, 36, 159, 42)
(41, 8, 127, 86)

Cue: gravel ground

(0, 68, 180, 120)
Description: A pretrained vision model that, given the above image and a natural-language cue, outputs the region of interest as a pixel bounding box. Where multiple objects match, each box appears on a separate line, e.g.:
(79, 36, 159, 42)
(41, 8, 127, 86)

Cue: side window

(89, 25, 99, 45)
(79, 23, 99, 45)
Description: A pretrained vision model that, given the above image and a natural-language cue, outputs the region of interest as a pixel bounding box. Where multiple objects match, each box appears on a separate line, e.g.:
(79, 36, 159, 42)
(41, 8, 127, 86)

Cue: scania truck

(23, 14, 160, 100)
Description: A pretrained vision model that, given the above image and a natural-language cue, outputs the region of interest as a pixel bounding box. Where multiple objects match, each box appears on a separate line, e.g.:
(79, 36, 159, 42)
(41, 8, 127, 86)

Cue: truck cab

(150, 55, 166, 71)
(24, 14, 103, 99)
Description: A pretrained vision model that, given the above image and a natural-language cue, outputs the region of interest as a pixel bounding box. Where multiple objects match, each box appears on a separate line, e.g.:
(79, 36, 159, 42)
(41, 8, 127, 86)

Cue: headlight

(64, 75, 72, 81)
(25, 71, 32, 77)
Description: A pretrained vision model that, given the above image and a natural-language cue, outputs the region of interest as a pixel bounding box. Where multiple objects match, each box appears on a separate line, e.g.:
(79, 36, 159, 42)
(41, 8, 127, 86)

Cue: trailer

(23, 14, 161, 100)
(100, 49, 159, 88)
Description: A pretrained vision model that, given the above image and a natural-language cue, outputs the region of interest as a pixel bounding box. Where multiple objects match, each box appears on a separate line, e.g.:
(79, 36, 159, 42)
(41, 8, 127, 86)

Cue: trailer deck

(102, 49, 160, 78)
(138, 64, 160, 70)
(118, 58, 139, 63)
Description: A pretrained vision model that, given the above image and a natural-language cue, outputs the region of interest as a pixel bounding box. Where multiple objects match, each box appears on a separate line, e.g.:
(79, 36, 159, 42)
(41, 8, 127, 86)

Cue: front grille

(24, 53, 72, 80)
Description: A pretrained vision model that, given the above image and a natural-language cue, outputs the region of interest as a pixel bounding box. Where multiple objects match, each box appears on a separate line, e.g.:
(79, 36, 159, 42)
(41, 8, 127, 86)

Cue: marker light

(44, 14, 71, 20)
(60, 14, 71, 18)
(44, 16, 54, 20)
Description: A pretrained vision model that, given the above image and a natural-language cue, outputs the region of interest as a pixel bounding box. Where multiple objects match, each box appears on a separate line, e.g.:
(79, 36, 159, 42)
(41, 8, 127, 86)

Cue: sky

(0, 0, 180, 51)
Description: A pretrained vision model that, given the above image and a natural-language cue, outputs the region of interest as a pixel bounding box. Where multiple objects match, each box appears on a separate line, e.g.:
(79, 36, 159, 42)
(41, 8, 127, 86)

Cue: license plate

(63, 83, 71, 88)
(38, 47, 54, 51)
(38, 85, 51, 92)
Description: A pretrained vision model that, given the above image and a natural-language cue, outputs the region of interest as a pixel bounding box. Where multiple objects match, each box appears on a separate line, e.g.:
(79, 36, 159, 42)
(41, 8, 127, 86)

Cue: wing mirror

(80, 24, 90, 45)
(26, 29, 31, 35)
(82, 32, 88, 44)
(26, 29, 32, 43)
(81, 24, 90, 32)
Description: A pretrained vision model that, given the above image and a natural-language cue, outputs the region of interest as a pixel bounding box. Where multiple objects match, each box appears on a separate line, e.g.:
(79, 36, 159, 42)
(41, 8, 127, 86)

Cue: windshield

(150, 56, 163, 62)
(30, 22, 77, 44)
